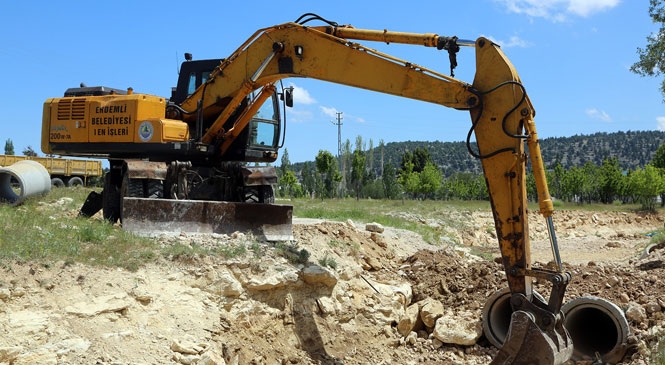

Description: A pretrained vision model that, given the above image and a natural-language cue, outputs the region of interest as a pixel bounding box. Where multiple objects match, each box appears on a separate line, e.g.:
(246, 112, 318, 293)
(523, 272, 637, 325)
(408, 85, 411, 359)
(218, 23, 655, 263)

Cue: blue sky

(1, 0, 662, 164)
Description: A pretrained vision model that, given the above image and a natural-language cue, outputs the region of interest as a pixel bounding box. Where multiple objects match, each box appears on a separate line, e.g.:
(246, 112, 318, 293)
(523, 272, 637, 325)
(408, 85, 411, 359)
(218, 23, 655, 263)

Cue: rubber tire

(102, 174, 121, 223)
(67, 176, 84, 187)
(260, 185, 275, 204)
(51, 177, 65, 188)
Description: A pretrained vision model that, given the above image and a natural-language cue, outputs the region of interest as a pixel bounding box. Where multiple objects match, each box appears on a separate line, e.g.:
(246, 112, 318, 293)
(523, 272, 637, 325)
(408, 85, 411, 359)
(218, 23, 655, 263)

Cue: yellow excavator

(42, 13, 574, 363)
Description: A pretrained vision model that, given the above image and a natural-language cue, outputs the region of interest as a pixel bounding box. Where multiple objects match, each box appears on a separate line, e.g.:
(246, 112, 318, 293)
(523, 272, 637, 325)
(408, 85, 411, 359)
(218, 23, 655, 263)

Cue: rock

(64, 293, 130, 317)
(420, 300, 444, 329)
(645, 301, 661, 314)
(171, 338, 205, 355)
(397, 303, 421, 336)
(243, 268, 300, 291)
(405, 331, 418, 346)
(199, 350, 227, 365)
(0, 288, 10, 300)
(211, 269, 244, 297)
(370, 232, 387, 248)
(0, 346, 22, 363)
(432, 310, 482, 346)
(363, 256, 383, 271)
(625, 302, 647, 324)
(365, 222, 384, 233)
(302, 265, 338, 287)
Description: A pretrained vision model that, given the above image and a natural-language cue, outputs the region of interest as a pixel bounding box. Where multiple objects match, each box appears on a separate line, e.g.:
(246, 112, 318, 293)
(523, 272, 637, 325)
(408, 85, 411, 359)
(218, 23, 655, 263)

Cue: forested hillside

(353, 130, 665, 176)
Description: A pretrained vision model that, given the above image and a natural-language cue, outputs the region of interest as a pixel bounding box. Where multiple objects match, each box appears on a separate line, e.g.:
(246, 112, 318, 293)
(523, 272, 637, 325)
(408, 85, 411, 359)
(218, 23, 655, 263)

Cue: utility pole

(331, 112, 344, 197)
(330, 112, 343, 161)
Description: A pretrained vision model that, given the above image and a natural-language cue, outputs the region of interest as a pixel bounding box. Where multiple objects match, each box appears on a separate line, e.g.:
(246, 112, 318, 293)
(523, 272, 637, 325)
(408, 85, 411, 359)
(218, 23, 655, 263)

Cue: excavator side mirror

(282, 87, 294, 108)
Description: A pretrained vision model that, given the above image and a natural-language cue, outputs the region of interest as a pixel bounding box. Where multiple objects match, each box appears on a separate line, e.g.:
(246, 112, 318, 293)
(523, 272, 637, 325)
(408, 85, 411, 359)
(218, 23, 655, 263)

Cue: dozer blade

(122, 197, 293, 241)
(490, 310, 573, 365)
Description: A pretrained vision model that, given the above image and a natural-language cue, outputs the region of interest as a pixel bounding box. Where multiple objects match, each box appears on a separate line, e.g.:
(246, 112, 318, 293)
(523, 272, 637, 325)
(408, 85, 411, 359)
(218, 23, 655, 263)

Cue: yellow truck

(0, 155, 102, 187)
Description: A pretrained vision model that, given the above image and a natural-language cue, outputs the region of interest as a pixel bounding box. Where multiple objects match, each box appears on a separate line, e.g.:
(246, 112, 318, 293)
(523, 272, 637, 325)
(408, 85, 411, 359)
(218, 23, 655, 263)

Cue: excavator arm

(179, 18, 572, 364)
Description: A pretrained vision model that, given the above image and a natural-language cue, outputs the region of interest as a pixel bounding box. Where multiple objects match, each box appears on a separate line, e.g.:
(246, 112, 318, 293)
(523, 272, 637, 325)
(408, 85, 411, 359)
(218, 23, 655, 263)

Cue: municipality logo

(138, 121, 154, 142)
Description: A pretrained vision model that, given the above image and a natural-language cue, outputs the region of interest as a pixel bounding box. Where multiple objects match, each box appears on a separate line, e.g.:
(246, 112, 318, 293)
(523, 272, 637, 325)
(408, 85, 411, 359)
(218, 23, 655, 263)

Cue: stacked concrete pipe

(0, 160, 51, 206)
(483, 288, 630, 364)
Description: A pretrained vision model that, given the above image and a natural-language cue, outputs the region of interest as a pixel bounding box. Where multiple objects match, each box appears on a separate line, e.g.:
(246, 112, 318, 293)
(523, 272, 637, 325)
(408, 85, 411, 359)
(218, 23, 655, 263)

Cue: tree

(315, 150, 341, 199)
(4, 139, 14, 155)
(22, 146, 38, 157)
(652, 143, 665, 205)
(597, 157, 624, 204)
(382, 162, 400, 199)
(626, 165, 665, 210)
(631, 0, 665, 101)
(418, 162, 442, 199)
(350, 149, 366, 200)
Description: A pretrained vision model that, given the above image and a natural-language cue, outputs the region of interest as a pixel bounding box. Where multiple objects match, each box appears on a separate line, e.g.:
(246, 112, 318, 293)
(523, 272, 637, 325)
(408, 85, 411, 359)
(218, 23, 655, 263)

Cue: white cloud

(496, 0, 620, 21)
(288, 83, 316, 105)
(657, 116, 665, 131)
(586, 108, 612, 122)
(484, 35, 531, 48)
(320, 106, 339, 118)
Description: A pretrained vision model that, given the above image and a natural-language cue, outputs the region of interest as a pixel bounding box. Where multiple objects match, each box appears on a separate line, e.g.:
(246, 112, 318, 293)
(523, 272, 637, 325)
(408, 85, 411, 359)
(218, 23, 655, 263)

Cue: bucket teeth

(490, 310, 573, 365)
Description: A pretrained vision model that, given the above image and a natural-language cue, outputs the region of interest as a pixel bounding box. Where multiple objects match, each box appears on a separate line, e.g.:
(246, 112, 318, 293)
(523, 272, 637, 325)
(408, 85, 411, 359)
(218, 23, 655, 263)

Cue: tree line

(277, 136, 665, 211)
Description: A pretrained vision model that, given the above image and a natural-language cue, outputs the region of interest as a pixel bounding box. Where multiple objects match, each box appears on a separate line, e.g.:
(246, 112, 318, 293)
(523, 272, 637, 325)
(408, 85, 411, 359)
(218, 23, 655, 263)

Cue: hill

(293, 130, 665, 176)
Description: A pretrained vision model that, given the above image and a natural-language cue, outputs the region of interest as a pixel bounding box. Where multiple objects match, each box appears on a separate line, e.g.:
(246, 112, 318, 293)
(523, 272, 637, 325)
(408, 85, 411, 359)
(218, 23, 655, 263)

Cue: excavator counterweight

(43, 13, 578, 363)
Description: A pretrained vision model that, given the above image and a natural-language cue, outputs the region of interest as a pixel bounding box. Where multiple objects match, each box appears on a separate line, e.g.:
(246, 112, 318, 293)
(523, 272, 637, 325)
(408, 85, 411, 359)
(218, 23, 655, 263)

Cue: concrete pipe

(561, 296, 630, 364)
(0, 160, 51, 206)
(483, 289, 630, 364)
(482, 287, 546, 349)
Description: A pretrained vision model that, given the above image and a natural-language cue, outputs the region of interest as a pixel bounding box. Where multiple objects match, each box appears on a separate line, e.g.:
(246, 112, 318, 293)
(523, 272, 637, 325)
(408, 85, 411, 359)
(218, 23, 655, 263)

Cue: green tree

(631, 0, 665, 101)
(652, 143, 665, 205)
(400, 147, 432, 174)
(301, 162, 315, 198)
(398, 161, 420, 199)
(597, 157, 624, 204)
(22, 146, 38, 157)
(315, 150, 341, 199)
(350, 149, 366, 200)
(418, 162, 442, 199)
(382, 162, 400, 199)
(627, 165, 665, 210)
(4, 139, 14, 155)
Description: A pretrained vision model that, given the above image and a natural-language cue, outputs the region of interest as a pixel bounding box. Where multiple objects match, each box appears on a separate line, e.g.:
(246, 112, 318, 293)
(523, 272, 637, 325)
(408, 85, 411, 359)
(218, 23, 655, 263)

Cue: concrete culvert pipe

(0, 160, 51, 206)
(561, 296, 630, 364)
(482, 287, 546, 349)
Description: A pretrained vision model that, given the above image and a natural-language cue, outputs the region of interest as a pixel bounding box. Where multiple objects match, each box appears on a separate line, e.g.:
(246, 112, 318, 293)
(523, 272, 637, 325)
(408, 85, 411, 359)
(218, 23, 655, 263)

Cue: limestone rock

(64, 293, 130, 317)
(625, 302, 647, 324)
(433, 310, 482, 346)
(302, 265, 338, 287)
(420, 300, 445, 328)
(397, 303, 421, 336)
(365, 222, 384, 233)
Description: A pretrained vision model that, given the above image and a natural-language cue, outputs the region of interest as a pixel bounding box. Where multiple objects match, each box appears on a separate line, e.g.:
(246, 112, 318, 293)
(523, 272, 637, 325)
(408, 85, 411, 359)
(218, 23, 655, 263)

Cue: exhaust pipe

(561, 296, 630, 364)
(483, 289, 630, 364)
(0, 160, 51, 206)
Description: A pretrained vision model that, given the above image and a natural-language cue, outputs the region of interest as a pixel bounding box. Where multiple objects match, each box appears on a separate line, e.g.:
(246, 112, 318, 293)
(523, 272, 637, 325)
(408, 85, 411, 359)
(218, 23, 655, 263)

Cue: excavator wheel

(102, 173, 121, 223)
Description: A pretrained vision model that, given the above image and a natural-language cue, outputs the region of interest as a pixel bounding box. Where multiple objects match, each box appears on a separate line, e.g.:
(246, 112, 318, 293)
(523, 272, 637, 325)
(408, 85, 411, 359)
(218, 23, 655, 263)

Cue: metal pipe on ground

(0, 160, 51, 206)
(483, 288, 630, 364)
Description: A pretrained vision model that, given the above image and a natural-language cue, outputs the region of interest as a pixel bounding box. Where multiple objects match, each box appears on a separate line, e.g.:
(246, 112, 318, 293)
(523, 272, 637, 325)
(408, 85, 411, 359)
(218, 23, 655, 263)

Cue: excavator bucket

(490, 310, 573, 365)
(121, 197, 293, 241)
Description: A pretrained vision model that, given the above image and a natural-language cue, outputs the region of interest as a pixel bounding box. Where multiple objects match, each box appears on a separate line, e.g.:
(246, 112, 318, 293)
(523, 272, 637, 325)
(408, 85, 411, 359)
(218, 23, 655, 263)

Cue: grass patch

(0, 187, 156, 271)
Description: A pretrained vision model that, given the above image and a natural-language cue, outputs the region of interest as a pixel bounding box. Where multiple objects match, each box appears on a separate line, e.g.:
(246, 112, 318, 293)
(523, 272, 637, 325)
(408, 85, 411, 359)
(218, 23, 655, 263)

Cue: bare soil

(0, 207, 664, 364)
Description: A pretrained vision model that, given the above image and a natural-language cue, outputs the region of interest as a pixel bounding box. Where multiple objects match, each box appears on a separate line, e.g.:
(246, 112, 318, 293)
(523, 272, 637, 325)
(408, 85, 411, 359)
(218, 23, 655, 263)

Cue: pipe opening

(0, 172, 23, 205)
(565, 306, 618, 355)
(561, 296, 630, 363)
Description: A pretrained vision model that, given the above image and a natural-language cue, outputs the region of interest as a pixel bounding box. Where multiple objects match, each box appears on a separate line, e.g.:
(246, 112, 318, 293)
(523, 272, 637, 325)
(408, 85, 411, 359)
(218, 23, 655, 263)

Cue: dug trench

(0, 206, 663, 364)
